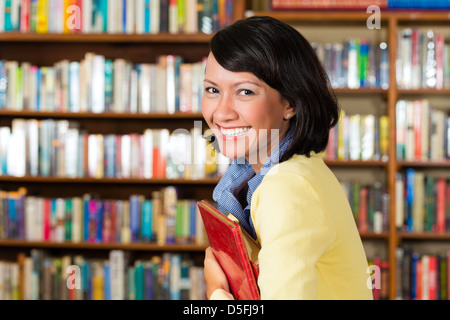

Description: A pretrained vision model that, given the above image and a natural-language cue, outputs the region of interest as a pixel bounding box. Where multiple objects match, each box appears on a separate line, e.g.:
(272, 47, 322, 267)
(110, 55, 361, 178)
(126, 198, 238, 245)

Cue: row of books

(0, 249, 206, 300)
(388, 0, 450, 8)
(395, 169, 450, 233)
(340, 181, 389, 233)
(0, 0, 234, 35)
(269, 0, 450, 10)
(0, 118, 231, 179)
(0, 186, 210, 245)
(0, 54, 206, 114)
(396, 246, 450, 300)
(325, 111, 389, 162)
(397, 29, 450, 90)
(312, 40, 389, 89)
(396, 99, 450, 161)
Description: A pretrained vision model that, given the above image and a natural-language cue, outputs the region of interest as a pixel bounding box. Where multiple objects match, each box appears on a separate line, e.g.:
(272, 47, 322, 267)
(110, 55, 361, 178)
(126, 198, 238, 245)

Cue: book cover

(424, 30, 437, 88)
(129, 194, 141, 242)
(134, 260, 145, 300)
(197, 200, 260, 300)
(144, 261, 154, 300)
(436, 177, 446, 234)
(446, 180, 450, 233)
(424, 175, 436, 232)
(361, 114, 375, 161)
(357, 187, 368, 232)
(405, 168, 415, 232)
(109, 250, 125, 300)
(141, 199, 153, 242)
(412, 171, 424, 232)
(163, 187, 177, 244)
(348, 114, 361, 160)
(36, 0, 48, 33)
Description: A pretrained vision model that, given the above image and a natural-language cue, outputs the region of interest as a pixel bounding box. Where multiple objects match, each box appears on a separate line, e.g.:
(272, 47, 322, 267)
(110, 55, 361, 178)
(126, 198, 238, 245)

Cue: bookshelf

(245, 8, 450, 300)
(0, 0, 246, 300)
(0, 0, 448, 300)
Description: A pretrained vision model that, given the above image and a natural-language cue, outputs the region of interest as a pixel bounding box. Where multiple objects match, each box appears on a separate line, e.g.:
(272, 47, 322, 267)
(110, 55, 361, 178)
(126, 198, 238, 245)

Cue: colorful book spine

(312, 39, 389, 90)
(0, 249, 206, 300)
(396, 169, 450, 233)
(397, 28, 450, 89)
(340, 180, 389, 233)
(0, 187, 209, 245)
(0, 54, 205, 115)
(396, 99, 449, 162)
(1, 117, 228, 179)
(397, 245, 450, 300)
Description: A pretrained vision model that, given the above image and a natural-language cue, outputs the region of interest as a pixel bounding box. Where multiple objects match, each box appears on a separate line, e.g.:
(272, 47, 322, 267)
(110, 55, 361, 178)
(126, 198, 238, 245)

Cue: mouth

(217, 126, 251, 138)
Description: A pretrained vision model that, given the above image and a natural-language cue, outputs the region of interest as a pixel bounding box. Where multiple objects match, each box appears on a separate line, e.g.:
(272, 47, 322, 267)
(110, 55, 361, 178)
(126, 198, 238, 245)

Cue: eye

(238, 89, 255, 96)
(205, 87, 219, 94)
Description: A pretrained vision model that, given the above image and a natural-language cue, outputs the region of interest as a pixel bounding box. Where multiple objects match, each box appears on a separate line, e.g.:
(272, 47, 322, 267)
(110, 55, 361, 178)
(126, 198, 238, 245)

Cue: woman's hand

(204, 247, 231, 299)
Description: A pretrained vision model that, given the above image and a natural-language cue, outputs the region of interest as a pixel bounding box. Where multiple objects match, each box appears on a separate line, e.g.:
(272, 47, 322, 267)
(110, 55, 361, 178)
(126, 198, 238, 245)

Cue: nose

(213, 93, 238, 123)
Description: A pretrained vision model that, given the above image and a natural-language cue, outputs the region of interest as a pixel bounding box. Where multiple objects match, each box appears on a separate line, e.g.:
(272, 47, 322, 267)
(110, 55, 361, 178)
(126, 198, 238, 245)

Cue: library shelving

(0, 0, 246, 300)
(245, 8, 450, 300)
(1, 0, 449, 300)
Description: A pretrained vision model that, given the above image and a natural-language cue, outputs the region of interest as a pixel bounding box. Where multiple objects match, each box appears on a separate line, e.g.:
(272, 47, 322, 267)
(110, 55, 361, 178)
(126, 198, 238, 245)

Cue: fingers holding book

(204, 247, 233, 300)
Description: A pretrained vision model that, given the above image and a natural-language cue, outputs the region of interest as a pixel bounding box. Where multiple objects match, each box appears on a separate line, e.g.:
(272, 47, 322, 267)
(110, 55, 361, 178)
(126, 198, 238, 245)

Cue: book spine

(129, 195, 141, 242)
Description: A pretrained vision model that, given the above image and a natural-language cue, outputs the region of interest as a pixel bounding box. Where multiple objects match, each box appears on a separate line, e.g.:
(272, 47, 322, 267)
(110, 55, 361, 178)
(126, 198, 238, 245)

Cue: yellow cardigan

(210, 153, 374, 300)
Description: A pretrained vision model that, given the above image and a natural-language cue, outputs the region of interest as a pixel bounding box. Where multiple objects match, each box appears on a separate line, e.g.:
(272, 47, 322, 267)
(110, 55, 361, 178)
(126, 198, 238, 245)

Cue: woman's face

(202, 53, 294, 171)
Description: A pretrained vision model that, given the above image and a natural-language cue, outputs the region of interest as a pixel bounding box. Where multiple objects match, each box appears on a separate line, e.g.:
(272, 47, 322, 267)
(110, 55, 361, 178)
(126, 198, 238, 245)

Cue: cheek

(201, 100, 214, 125)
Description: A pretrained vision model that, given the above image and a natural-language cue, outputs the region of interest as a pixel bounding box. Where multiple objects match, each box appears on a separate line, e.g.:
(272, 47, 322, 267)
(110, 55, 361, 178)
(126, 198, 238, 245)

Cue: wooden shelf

(0, 176, 221, 185)
(251, 10, 385, 22)
(0, 110, 204, 120)
(0, 239, 208, 251)
(397, 88, 450, 95)
(398, 232, 450, 241)
(360, 232, 389, 240)
(0, 32, 214, 43)
(250, 10, 450, 22)
(333, 88, 388, 94)
(325, 160, 388, 167)
(397, 160, 450, 168)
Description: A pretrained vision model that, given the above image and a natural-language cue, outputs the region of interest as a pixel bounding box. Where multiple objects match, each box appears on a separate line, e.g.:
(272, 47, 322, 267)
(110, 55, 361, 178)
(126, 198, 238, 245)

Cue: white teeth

(220, 127, 250, 137)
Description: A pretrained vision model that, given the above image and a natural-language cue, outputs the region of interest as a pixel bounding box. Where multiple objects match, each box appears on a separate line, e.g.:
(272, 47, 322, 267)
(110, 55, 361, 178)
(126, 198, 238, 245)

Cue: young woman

(202, 16, 373, 300)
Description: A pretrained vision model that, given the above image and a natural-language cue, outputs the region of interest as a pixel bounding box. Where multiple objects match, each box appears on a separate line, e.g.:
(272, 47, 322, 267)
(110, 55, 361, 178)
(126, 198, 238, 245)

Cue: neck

(247, 129, 289, 174)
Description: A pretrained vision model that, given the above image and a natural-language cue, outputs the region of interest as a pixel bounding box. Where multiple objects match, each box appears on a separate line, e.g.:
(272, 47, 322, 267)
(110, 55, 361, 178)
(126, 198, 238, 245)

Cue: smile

(220, 127, 251, 137)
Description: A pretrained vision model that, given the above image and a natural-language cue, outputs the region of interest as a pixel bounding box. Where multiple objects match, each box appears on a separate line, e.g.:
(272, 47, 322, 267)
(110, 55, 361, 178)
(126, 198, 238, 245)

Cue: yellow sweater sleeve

(251, 171, 336, 300)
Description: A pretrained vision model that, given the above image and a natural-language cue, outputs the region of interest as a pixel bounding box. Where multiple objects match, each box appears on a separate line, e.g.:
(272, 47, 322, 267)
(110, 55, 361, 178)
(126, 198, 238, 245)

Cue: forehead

(204, 53, 262, 85)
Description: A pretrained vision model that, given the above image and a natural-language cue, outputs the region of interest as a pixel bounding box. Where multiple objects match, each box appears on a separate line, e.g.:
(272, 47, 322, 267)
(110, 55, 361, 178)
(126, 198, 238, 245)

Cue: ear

(282, 99, 296, 118)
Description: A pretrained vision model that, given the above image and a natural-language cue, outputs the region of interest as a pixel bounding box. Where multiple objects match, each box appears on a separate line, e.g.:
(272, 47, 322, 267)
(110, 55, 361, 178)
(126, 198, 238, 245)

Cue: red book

(20, 0, 30, 32)
(42, 198, 51, 241)
(358, 187, 368, 232)
(381, 260, 389, 300)
(413, 100, 422, 161)
(436, 177, 446, 234)
(372, 257, 381, 300)
(270, 0, 388, 10)
(197, 200, 260, 300)
(436, 33, 445, 89)
(428, 256, 438, 300)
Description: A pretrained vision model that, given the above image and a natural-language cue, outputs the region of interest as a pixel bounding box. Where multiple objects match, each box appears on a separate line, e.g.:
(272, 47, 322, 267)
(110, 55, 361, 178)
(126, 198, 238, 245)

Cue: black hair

(210, 15, 339, 161)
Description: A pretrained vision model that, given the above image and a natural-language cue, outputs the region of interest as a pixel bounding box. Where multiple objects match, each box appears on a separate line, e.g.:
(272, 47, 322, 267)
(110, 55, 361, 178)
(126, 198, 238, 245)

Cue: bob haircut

(210, 16, 340, 162)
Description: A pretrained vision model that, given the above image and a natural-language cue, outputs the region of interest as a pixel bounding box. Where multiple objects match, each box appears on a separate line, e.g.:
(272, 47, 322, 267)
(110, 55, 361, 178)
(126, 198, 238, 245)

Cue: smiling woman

(201, 16, 374, 300)
(202, 53, 293, 173)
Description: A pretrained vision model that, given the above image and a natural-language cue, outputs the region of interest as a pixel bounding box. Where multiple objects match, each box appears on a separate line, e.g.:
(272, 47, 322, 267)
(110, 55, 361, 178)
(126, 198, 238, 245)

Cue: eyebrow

(204, 79, 263, 88)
